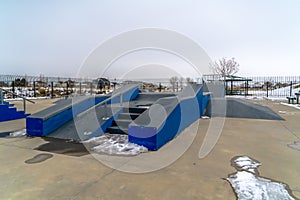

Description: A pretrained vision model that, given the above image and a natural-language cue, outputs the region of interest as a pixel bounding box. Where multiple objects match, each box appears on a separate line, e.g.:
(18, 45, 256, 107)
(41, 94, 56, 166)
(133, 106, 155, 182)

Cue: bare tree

(169, 76, 178, 92)
(186, 77, 194, 83)
(210, 57, 239, 77)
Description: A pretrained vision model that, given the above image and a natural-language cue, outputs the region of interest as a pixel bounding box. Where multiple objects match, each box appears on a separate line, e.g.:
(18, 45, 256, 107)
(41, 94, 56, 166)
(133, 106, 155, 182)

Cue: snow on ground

(227, 95, 288, 101)
(201, 116, 210, 119)
(9, 129, 26, 137)
(248, 84, 300, 97)
(227, 156, 296, 200)
(232, 156, 261, 173)
(288, 141, 300, 151)
(83, 134, 148, 156)
(280, 102, 300, 110)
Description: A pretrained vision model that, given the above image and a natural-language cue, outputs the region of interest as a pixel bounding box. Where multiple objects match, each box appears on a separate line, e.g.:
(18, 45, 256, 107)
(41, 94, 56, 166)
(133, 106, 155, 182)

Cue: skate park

(1, 80, 285, 150)
(1, 78, 300, 199)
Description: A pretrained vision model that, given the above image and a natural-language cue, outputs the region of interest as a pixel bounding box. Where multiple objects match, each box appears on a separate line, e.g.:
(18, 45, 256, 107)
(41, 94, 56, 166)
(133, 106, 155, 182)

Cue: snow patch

(201, 116, 210, 119)
(227, 171, 295, 200)
(288, 141, 300, 151)
(83, 134, 148, 156)
(278, 110, 287, 114)
(233, 156, 261, 173)
(227, 156, 296, 200)
(9, 129, 26, 137)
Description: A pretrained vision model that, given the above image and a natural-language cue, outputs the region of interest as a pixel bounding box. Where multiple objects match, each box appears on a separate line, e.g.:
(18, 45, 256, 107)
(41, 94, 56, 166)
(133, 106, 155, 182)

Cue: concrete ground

(0, 98, 300, 200)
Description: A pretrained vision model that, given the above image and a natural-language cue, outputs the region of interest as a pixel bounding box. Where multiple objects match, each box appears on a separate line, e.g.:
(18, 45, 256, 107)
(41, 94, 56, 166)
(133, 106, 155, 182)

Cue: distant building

(97, 78, 110, 90)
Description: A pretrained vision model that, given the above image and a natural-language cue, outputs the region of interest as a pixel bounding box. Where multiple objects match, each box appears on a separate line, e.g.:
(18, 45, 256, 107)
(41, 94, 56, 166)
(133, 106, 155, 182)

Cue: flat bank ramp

(205, 98, 284, 120)
(130, 93, 176, 107)
(46, 84, 140, 141)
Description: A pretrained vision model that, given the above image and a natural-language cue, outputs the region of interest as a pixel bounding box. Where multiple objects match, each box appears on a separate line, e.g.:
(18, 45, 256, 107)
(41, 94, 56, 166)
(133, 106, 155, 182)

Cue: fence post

(290, 81, 293, 97)
(66, 82, 69, 96)
(33, 81, 36, 97)
(225, 80, 228, 95)
(244, 81, 247, 96)
(51, 82, 54, 98)
(266, 82, 269, 98)
(12, 81, 15, 98)
(230, 80, 233, 95)
(159, 82, 161, 92)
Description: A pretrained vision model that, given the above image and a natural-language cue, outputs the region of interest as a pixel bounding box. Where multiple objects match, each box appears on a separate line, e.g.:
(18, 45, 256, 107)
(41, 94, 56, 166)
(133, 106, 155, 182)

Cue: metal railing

(0, 88, 35, 113)
(102, 93, 124, 120)
(76, 89, 128, 122)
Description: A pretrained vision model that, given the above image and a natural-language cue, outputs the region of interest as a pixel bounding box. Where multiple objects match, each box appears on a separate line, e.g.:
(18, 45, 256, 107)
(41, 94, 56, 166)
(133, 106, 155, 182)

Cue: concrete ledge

(26, 96, 108, 136)
(31, 84, 140, 140)
(129, 84, 210, 150)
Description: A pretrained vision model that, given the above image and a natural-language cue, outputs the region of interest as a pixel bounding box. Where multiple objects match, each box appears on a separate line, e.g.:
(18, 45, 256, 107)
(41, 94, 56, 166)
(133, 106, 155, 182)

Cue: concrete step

(0, 103, 29, 122)
(122, 107, 147, 114)
(106, 126, 128, 135)
(112, 119, 132, 128)
(3, 102, 14, 107)
(118, 113, 140, 120)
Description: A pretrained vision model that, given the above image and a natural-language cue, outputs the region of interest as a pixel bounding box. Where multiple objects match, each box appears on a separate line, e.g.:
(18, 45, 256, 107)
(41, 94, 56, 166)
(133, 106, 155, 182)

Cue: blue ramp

(128, 84, 211, 150)
(26, 84, 140, 140)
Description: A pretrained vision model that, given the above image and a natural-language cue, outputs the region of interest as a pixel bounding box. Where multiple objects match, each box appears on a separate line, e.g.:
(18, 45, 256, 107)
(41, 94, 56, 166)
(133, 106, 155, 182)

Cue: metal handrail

(76, 91, 125, 120)
(78, 92, 124, 120)
(0, 87, 35, 113)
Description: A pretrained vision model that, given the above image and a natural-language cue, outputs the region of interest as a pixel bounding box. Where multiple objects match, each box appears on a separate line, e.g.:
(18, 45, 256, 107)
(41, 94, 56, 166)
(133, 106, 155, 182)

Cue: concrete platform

(0, 98, 300, 199)
(0, 99, 58, 132)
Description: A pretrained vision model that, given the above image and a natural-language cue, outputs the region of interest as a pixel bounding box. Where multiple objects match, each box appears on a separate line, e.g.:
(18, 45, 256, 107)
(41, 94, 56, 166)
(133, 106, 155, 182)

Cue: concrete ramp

(26, 84, 140, 139)
(128, 84, 211, 150)
(130, 93, 175, 107)
(205, 98, 284, 120)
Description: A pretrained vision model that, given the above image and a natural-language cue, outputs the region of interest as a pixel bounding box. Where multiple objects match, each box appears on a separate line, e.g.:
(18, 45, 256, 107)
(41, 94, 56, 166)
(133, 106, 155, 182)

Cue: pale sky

(0, 0, 300, 78)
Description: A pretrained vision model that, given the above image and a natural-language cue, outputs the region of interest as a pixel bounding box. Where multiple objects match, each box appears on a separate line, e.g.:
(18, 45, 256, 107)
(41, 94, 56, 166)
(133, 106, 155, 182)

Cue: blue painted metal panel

(129, 85, 212, 150)
(26, 85, 140, 137)
(26, 96, 108, 136)
(128, 126, 157, 150)
(26, 118, 43, 136)
(0, 103, 28, 122)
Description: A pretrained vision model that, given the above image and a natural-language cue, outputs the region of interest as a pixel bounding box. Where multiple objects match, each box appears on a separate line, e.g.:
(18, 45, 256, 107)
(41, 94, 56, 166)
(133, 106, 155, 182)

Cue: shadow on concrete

(35, 137, 89, 157)
(0, 132, 11, 138)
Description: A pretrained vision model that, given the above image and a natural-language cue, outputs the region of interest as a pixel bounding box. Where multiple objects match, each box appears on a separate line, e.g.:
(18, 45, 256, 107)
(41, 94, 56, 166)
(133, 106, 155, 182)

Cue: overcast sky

(0, 0, 300, 78)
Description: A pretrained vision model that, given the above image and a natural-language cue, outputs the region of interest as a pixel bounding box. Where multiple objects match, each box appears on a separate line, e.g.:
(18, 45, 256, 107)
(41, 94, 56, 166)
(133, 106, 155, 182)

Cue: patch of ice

(201, 116, 210, 119)
(9, 129, 26, 137)
(83, 134, 148, 156)
(228, 171, 295, 200)
(278, 111, 287, 114)
(288, 141, 300, 151)
(227, 156, 296, 200)
(233, 156, 261, 173)
(83, 131, 92, 136)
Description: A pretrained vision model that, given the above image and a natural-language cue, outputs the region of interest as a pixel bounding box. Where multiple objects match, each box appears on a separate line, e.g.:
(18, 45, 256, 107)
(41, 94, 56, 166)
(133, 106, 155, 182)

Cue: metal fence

(244, 76, 300, 97)
(1, 74, 299, 99)
(0, 74, 105, 98)
(207, 75, 300, 98)
(0, 75, 194, 99)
